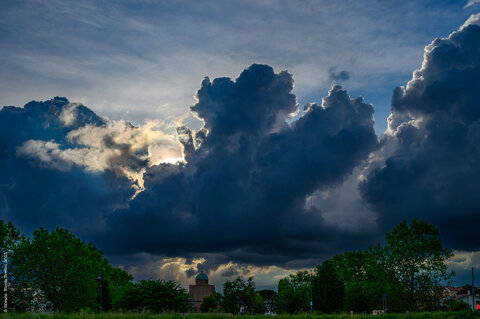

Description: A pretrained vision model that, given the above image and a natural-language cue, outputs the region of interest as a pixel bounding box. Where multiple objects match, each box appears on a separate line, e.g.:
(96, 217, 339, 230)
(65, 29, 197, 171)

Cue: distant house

(445, 286, 480, 309)
(445, 286, 462, 297)
(454, 291, 480, 309)
(189, 273, 215, 311)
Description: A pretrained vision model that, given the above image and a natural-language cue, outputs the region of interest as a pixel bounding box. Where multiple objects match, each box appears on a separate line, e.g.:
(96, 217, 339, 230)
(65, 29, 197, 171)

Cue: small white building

(454, 290, 480, 310)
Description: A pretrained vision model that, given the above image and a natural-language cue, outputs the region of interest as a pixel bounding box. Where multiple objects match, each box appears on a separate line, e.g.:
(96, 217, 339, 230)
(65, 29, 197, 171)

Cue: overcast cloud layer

(1, 3, 480, 288)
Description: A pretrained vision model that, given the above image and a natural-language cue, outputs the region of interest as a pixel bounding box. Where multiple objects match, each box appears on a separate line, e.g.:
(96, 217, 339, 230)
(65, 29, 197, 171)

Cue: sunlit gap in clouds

(89, 119, 187, 198)
(17, 105, 187, 199)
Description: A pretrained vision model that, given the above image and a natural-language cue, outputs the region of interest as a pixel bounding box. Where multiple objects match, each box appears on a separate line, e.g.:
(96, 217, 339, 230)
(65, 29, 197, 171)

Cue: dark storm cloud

(360, 24, 480, 250)
(0, 97, 104, 151)
(0, 64, 378, 267)
(0, 97, 150, 234)
(99, 64, 379, 265)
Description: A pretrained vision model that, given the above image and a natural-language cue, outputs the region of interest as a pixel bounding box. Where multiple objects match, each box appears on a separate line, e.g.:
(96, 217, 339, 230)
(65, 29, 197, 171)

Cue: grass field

(1, 312, 480, 319)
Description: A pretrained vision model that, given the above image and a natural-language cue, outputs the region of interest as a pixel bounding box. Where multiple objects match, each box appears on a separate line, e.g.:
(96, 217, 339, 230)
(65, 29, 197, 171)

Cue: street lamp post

(96, 275, 103, 313)
(383, 293, 387, 313)
(236, 295, 240, 315)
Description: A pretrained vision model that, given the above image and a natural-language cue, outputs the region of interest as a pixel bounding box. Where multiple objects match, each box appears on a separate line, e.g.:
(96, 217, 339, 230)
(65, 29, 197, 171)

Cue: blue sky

(1, 0, 476, 133)
(1, 0, 480, 290)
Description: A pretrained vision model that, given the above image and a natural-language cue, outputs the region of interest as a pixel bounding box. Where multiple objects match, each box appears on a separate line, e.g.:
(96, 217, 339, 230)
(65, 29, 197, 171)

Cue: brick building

(189, 273, 215, 311)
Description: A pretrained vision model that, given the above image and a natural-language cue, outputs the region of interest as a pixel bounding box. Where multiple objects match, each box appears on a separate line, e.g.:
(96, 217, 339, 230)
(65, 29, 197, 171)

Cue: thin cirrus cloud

(465, 0, 480, 8)
(0, 0, 473, 133)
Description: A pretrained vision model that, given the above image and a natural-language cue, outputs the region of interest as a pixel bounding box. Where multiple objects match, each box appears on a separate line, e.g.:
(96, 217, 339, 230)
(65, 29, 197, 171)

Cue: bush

(116, 280, 191, 313)
(444, 298, 471, 311)
(200, 295, 218, 313)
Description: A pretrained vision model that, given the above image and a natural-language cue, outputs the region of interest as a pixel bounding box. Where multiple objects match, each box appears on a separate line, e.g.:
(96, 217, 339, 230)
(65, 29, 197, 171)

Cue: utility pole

(473, 268, 475, 311)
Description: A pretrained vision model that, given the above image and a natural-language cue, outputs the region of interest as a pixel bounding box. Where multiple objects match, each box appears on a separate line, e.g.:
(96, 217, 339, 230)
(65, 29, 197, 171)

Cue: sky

(1, 0, 480, 290)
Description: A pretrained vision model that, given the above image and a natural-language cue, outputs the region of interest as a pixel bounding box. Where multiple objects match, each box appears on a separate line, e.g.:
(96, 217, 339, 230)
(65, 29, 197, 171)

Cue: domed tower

(189, 273, 215, 311)
(195, 273, 209, 285)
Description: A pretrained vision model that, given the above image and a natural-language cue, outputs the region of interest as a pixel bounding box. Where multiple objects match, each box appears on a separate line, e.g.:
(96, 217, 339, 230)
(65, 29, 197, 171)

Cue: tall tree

(275, 270, 310, 314)
(333, 249, 409, 313)
(11, 227, 131, 312)
(313, 260, 344, 313)
(382, 220, 454, 310)
(222, 277, 256, 314)
(0, 221, 26, 312)
(104, 266, 133, 311)
(253, 292, 266, 314)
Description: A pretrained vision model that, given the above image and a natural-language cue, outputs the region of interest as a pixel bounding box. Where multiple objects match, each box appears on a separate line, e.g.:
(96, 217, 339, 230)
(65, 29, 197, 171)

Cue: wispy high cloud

(465, 0, 480, 8)
(0, 0, 470, 134)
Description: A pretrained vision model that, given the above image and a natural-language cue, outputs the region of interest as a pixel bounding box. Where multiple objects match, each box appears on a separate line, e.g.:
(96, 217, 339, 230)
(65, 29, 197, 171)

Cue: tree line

(0, 222, 190, 313)
(0, 219, 460, 314)
(207, 220, 458, 314)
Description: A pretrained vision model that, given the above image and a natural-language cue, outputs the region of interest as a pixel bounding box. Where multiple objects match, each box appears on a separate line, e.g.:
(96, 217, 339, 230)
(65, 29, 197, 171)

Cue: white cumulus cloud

(461, 13, 480, 29)
(17, 120, 185, 197)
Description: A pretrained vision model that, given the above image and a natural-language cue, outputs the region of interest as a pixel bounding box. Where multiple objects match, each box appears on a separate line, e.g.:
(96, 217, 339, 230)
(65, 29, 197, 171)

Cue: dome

(196, 273, 208, 280)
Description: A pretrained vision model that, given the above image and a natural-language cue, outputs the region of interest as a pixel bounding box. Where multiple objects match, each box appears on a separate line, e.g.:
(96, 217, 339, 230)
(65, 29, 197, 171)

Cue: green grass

(1, 312, 480, 319)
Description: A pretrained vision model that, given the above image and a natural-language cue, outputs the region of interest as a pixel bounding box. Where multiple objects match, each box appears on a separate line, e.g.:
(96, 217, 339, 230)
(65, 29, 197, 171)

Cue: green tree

(116, 279, 191, 313)
(222, 277, 256, 314)
(313, 259, 344, 313)
(0, 221, 24, 253)
(382, 220, 454, 311)
(102, 264, 133, 311)
(253, 292, 266, 314)
(333, 249, 409, 313)
(0, 221, 27, 312)
(275, 270, 310, 314)
(10, 227, 131, 312)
